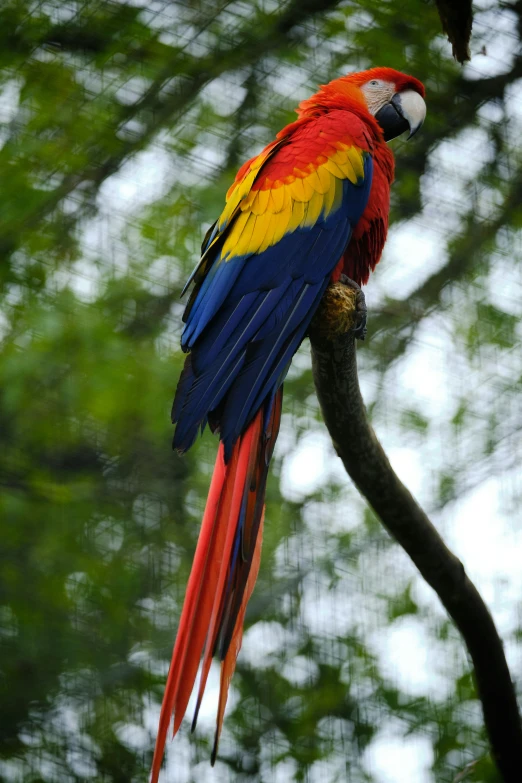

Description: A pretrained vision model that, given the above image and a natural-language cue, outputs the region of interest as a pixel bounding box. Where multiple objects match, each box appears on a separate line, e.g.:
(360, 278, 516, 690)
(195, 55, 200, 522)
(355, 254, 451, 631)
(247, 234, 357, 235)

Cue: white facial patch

(360, 79, 395, 116)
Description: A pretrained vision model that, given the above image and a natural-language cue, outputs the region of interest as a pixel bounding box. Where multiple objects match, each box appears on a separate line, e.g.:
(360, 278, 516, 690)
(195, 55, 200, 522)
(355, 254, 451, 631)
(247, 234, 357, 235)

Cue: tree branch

(434, 0, 473, 63)
(309, 281, 522, 781)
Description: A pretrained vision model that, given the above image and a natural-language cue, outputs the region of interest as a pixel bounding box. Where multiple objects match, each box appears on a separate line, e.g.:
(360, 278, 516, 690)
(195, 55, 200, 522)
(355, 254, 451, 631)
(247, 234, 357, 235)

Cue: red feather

(212, 510, 264, 764)
(191, 411, 263, 732)
(151, 391, 282, 781)
(150, 444, 229, 783)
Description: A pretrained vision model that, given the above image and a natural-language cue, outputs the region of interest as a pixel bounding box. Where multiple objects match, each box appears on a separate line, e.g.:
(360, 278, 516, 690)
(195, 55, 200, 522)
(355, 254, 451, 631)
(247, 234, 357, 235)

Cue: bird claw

(338, 275, 367, 340)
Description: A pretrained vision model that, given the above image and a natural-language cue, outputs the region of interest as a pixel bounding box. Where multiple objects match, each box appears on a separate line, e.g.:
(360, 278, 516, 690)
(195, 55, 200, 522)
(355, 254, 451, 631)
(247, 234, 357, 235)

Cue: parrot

(151, 66, 426, 780)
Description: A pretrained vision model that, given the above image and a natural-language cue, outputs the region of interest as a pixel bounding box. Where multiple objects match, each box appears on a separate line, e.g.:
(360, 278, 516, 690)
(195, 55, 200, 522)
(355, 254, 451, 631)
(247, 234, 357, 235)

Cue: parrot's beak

(375, 90, 426, 142)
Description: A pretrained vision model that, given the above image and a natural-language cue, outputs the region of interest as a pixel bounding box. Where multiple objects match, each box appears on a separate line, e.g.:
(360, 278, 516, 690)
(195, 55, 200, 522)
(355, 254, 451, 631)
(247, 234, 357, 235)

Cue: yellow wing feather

(271, 205, 293, 247)
(316, 165, 332, 194)
(250, 215, 270, 253)
(216, 142, 366, 262)
(304, 190, 325, 227)
(347, 147, 365, 179)
(290, 176, 314, 202)
(322, 174, 337, 216)
(270, 185, 287, 213)
(323, 158, 347, 179)
(252, 188, 270, 215)
(224, 212, 256, 258)
(287, 199, 306, 233)
(257, 216, 278, 255)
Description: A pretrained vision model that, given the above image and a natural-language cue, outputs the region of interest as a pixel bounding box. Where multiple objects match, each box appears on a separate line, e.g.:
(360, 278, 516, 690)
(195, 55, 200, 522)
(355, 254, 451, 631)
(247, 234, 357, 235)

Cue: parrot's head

(297, 67, 426, 143)
(350, 67, 426, 141)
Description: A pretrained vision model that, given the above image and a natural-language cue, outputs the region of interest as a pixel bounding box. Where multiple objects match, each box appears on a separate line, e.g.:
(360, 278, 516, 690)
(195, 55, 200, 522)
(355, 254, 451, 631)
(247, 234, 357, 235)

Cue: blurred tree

(0, 1, 520, 782)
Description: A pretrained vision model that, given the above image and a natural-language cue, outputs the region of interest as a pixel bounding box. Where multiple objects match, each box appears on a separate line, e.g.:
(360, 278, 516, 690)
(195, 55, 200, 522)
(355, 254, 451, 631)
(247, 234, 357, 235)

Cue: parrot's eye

(369, 80, 379, 86)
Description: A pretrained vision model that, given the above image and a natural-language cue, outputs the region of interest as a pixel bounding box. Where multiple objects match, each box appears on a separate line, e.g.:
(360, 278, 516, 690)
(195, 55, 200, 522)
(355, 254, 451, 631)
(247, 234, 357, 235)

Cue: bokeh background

(1, 1, 521, 781)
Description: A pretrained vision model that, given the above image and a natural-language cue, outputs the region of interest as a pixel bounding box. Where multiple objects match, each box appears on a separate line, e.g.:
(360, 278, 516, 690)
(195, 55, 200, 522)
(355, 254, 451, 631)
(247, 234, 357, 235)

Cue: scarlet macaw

(151, 67, 426, 780)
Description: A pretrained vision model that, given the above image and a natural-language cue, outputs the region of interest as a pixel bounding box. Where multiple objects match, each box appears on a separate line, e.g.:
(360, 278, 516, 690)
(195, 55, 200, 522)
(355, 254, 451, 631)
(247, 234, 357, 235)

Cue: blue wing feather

(218, 219, 352, 453)
(173, 156, 373, 458)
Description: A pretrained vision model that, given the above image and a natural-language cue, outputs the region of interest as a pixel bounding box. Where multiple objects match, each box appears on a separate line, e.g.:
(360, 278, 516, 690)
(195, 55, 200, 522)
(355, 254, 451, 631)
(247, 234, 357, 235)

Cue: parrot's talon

(339, 275, 367, 340)
(354, 316, 367, 341)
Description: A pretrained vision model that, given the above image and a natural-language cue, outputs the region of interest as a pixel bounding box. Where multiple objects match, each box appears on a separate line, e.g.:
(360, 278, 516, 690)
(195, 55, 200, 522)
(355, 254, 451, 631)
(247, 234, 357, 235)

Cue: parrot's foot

(310, 276, 367, 342)
(339, 275, 367, 340)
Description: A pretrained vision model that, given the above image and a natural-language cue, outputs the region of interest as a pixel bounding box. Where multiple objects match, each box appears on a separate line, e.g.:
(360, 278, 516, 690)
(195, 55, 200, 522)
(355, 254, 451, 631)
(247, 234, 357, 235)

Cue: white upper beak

(398, 89, 427, 138)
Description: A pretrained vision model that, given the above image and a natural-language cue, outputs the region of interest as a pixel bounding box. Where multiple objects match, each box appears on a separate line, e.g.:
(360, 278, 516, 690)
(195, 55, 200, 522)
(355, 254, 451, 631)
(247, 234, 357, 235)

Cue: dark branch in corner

(309, 280, 522, 782)
(434, 0, 473, 63)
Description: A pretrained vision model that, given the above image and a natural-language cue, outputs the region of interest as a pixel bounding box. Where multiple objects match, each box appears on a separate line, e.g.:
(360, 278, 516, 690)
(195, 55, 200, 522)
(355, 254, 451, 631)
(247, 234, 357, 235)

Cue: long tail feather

(151, 388, 283, 782)
(191, 412, 263, 729)
(151, 445, 230, 783)
(211, 511, 265, 765)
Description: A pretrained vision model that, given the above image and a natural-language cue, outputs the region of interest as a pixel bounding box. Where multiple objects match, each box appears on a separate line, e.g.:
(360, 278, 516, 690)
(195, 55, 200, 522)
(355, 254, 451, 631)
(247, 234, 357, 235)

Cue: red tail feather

(151, 390, 282, 782)
(150, 445, 229, 782)
(212, 511, 265, 765)
(192, 412, 262, 729)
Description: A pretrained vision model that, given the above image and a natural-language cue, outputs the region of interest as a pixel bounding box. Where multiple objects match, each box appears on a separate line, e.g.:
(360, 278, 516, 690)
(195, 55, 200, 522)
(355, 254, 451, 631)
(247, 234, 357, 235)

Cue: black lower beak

(375, 94, 410, 142)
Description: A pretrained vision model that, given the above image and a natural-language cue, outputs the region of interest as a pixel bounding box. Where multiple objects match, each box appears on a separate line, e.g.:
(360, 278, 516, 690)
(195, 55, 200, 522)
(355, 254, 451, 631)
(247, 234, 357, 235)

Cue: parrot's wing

(181, 137, 286, 301)
(173, 112, 374, 457)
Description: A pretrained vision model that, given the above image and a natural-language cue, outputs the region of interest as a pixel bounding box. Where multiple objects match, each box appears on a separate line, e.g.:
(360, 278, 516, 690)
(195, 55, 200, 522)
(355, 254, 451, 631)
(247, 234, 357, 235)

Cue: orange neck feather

(296, 80, 382, 138)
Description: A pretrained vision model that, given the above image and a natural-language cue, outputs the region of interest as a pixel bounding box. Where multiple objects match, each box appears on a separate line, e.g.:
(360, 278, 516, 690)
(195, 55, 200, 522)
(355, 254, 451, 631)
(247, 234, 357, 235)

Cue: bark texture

(309, 280, 522, 781)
